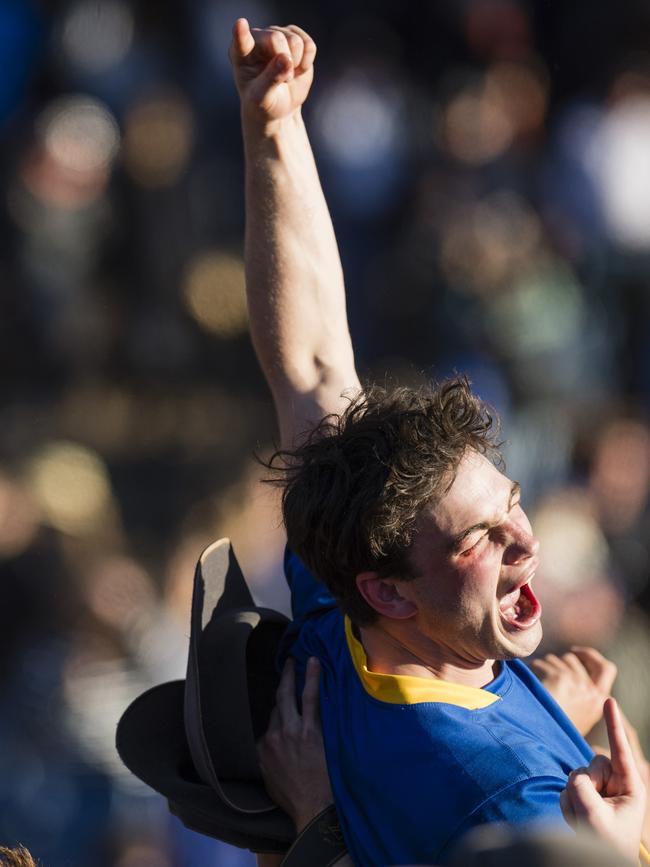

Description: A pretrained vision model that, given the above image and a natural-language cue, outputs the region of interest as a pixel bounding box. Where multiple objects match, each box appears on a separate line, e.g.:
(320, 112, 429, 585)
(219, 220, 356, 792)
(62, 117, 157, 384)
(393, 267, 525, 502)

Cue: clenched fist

(229, 19, 317, 124)
(531, 646, 617, 736)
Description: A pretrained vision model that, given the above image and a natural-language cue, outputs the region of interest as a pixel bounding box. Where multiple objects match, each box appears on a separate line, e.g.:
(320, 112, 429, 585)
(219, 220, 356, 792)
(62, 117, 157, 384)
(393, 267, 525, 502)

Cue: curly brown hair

(267, 377, 502, 624)
(0, 846, 39, 867)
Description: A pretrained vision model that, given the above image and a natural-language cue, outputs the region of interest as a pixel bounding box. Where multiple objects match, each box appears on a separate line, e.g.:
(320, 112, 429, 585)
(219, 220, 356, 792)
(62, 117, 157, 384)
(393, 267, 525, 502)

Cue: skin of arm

(232, 26, 355, 863)
(230, 19, 360, 449)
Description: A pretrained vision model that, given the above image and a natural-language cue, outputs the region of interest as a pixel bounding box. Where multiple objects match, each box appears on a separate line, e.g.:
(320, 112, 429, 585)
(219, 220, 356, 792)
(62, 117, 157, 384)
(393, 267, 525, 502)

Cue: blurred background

(3, 0, 650, 864)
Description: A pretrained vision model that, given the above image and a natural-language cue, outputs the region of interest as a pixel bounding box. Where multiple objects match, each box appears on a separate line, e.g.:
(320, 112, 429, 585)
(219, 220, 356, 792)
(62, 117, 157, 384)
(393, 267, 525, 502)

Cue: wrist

(294, 800, 334, 834)
(241, 109, 305, 148)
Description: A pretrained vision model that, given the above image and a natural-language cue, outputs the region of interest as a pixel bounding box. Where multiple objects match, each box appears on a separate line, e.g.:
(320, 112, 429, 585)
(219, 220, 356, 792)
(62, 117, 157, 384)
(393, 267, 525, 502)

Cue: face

(399, 449, 542, 666)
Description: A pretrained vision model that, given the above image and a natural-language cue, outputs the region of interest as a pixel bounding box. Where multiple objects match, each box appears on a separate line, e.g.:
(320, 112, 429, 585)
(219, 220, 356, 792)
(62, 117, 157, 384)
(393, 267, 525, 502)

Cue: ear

(356, 571, 418, 620)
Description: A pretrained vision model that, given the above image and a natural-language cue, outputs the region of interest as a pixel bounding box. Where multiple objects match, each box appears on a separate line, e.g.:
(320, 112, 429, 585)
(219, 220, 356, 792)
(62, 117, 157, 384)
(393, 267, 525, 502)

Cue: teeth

(499, 587, 521, 612)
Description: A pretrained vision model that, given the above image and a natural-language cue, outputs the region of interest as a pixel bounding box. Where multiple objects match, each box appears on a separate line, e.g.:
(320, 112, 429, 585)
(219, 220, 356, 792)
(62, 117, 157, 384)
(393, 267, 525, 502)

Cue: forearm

(243, 111, 359, 443)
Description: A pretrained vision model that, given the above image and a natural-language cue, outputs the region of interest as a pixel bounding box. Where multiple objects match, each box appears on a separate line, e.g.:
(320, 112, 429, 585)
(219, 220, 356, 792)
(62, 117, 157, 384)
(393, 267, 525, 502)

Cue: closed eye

(460, 534, 487, 557)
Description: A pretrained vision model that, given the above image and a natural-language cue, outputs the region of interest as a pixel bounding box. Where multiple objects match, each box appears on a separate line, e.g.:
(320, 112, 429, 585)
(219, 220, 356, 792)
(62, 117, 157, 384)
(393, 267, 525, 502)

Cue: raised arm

(230, 19, 360, 448)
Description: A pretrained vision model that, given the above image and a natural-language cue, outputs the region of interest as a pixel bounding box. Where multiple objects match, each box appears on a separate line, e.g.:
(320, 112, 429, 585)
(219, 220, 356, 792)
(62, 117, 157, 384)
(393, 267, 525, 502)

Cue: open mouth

(499, 581, 542, 630)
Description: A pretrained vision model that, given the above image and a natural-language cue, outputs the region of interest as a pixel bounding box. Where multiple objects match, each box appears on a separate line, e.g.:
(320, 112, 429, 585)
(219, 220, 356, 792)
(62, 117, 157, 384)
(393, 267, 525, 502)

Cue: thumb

(232, 18, 255, 58)
(567, 770, 606, 821)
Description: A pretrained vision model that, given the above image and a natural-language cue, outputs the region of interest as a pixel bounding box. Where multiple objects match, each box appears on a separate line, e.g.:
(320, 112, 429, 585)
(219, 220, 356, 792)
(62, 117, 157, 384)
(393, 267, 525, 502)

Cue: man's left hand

(530, 646, 617, 736)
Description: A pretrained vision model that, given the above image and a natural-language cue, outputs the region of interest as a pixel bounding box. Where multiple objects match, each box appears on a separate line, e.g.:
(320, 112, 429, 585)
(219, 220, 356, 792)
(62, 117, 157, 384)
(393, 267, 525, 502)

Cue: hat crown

(117, 537, 294, 849)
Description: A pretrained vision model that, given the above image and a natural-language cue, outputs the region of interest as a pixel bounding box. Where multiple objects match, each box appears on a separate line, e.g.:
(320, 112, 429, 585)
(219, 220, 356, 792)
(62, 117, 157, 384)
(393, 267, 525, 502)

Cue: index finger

(604, 697, 636, 781)
(301, 656, 321, 724)
(285, 25, 317, 72)
(276, 657, 301, 727)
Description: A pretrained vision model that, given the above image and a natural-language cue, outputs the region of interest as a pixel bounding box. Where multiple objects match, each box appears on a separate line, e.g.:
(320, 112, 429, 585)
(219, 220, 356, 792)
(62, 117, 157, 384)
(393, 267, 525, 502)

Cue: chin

(498, 620, 543, 660)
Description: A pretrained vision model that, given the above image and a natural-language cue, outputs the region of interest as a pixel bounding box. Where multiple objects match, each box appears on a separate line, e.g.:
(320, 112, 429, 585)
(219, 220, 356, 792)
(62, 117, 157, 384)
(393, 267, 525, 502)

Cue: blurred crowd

(3, 0, 650, 864)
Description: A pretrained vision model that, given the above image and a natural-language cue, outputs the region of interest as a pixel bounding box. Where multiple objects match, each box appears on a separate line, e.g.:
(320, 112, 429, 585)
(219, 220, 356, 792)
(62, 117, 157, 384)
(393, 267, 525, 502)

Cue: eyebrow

(449, 481, 521, 553)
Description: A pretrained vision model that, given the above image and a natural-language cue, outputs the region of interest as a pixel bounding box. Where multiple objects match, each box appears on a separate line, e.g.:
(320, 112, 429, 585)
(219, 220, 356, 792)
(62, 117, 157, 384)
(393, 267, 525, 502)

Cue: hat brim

(116, 680, 294, 852)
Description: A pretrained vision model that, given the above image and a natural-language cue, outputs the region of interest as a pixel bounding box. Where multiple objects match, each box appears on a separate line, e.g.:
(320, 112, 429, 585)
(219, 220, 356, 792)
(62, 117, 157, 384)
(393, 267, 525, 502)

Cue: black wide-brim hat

(116, 539, 294, 852)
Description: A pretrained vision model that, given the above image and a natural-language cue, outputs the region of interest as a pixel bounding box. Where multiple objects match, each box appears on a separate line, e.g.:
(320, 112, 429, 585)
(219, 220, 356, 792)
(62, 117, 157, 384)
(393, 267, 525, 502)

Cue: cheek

(455, 558, 500, 599)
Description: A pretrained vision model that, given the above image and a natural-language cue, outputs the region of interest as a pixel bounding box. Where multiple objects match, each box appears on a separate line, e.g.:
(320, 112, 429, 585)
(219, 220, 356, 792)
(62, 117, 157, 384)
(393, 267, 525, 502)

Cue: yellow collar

(344, 616, 500, 709)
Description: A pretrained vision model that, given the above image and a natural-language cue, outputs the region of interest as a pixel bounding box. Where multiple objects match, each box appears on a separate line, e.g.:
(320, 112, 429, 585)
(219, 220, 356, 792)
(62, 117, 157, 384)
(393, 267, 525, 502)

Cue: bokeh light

(37, 94, 120, 176)
(114, 842, 173, 867)
(60, 0, 134, 74)
(123, 91, 194, 188)
(17, 94, 120, 210)
(314, 71, 402, 167)
(182, 250, 248, 337)
(27, 441, 114, 536)
(590, 94, 650, 249)
(591, 418, 650, 533)
(82, 555, 156, 631)
(440, 60, 547, 165)
(0, 473, 40, 557)
(533, 490, 624, 648)
(440, 190, 542, 293)
(441, 76, 514, 165)
(464, 0, 532, 60)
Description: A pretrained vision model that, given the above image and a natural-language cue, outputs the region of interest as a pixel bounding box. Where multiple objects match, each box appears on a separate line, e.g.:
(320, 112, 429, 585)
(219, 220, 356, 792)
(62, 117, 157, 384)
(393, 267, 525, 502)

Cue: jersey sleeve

(437, 775, 569, 863)
(284, 546, 336, 620)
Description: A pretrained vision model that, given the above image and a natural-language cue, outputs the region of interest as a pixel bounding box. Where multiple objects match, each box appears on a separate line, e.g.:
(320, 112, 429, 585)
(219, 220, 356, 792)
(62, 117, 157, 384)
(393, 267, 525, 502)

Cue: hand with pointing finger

(229, 19, 317, 125)
(561, 698, 646, 863)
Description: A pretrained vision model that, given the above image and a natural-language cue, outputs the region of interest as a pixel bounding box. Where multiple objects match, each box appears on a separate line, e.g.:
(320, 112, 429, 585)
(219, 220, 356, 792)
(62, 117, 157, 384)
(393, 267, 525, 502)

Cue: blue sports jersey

(281, 549, 595, 866)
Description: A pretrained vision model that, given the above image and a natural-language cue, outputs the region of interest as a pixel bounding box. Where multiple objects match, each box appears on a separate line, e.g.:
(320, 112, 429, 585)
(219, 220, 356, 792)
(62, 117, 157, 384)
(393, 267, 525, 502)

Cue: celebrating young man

(229, 19, 647, 866)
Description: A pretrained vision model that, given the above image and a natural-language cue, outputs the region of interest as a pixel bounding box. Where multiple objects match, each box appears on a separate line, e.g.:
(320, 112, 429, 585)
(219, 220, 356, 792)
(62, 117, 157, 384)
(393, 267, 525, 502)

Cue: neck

(358, 620, 498, 689)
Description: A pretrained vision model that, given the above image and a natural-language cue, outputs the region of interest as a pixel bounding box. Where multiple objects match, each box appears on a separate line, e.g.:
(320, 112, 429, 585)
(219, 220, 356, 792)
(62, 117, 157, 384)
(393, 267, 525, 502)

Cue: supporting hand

(531, 646, 617, 735)
(561, 698, 646, 863)
(257, 657, 333, 833)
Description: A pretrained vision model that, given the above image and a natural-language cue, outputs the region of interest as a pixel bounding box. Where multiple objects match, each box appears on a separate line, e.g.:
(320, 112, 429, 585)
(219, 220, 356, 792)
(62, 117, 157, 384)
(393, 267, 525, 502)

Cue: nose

(502, 518, 540, 566)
